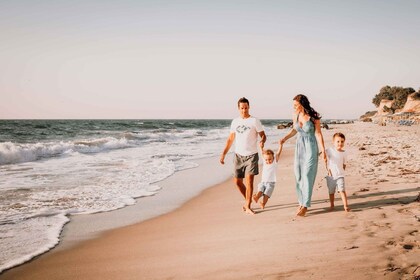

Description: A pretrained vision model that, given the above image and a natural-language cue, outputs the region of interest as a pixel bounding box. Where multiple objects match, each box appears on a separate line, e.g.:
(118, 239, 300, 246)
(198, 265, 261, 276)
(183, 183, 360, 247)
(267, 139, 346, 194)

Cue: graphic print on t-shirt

(236, 125, 250, 134)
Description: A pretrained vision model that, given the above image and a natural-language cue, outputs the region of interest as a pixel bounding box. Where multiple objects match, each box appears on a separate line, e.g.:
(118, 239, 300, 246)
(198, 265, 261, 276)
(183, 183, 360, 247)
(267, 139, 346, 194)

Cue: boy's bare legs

(329, 194, 335, 211)
(340, 191, 351, 212)
(253, 191, 263, 203)
(260, 195, 269, 209)
(244, 175, 255, 214)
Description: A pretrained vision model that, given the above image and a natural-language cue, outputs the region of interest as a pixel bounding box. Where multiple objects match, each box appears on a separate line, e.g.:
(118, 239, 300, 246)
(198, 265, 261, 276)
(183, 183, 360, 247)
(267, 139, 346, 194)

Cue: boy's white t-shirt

(262, 161, 277, 182)
(326, 147, 348, 179)
(230, 116, 264, 156)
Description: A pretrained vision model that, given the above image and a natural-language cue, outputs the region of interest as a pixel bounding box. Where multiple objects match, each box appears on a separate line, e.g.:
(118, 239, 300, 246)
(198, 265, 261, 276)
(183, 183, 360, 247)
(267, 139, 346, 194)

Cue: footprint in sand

(402, 244, 415, 250)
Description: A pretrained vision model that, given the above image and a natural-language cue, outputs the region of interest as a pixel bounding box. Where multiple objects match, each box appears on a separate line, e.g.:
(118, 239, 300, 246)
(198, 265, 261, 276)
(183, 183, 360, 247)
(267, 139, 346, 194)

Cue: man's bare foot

(297, 207, 307, 216)
(259, 201, 265, 209)
(244, 207, 255, 215)
(253, 194, 259, 203)
(344, 207, 351, 212)
(328, 206, 335, 211)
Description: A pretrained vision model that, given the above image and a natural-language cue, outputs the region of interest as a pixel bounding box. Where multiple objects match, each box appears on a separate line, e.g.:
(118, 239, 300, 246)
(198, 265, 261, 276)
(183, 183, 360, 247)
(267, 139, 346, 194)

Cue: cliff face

(368, 93, 420, 125)
(376, 99, 394, 116)
(399, 93, 420, 113)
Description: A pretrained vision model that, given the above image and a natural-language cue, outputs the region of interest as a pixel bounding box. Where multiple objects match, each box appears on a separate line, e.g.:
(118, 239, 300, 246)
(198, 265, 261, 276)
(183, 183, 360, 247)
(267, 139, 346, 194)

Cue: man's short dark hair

(238, 97, 249, 107)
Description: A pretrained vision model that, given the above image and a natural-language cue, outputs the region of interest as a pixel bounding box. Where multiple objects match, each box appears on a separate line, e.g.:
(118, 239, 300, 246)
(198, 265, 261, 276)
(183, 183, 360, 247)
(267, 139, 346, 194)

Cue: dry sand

(1, 122, 419, 280)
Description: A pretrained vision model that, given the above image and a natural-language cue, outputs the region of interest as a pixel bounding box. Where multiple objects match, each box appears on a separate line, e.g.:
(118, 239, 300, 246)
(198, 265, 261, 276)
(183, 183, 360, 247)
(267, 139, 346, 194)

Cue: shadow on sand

(254, 186, 420, 216)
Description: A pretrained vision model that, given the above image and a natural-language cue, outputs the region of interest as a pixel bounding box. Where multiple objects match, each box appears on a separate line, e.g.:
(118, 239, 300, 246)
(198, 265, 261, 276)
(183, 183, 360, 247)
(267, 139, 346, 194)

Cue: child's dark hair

(333, 132, 345, 140)
(238, 97, 249, 107)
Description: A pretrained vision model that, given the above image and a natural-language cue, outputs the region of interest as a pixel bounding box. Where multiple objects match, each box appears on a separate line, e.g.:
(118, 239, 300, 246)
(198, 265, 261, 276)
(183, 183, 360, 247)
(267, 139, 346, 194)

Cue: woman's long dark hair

(293, 94, 321, 121)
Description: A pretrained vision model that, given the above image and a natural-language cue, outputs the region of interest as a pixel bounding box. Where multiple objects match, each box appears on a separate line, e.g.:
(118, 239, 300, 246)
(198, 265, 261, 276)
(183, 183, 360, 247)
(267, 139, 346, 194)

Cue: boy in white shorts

(326, 132, 350, 212)
(253, 146, 282, 209)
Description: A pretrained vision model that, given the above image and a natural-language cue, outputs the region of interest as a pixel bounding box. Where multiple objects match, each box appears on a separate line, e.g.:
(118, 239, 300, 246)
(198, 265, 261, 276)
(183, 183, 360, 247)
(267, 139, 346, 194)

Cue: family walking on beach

(220, 95, 350, 216)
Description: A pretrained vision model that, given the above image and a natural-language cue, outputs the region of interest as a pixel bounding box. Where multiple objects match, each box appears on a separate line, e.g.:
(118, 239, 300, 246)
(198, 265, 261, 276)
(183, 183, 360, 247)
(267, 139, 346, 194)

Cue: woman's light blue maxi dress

(294, 117, 318, 207)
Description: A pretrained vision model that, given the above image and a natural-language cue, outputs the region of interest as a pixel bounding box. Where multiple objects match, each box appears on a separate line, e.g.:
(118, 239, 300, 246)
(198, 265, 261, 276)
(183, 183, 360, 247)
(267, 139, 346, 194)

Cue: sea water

(0, 119, 286, 273)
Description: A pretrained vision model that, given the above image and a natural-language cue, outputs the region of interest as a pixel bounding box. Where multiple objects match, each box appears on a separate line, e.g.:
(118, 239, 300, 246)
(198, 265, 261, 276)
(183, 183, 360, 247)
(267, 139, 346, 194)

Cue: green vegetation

(372, 86, 417, 113)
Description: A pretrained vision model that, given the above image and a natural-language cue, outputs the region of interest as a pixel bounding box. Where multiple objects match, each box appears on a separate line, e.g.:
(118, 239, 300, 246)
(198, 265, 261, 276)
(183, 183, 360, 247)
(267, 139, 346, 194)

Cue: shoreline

(1, 122, 419, 279)
(58, 155, 234, 251)
(0, 155, 234, 273)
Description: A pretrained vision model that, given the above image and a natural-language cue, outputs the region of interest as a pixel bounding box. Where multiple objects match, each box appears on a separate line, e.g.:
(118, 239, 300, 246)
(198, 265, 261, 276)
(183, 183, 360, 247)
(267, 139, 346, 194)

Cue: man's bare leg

(234, 178, 246, 198)
(244, 175, 255, 214)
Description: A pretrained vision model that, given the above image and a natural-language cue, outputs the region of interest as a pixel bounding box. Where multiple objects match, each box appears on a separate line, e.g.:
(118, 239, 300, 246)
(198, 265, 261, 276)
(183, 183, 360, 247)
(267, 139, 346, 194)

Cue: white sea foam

(0, 214, 69, 273)
(0, 120, 286, 273)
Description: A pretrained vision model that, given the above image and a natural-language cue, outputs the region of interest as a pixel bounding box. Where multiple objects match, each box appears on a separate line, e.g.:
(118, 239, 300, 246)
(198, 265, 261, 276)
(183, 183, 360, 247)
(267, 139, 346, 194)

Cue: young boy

(326, 132, 350, 212)
(220, 97, 266, 215)
(253, 145, 282, 209)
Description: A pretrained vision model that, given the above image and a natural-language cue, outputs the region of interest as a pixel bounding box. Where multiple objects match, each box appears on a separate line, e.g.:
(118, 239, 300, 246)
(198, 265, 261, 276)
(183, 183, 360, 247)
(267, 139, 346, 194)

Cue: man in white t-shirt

(220, 97, 266, 214)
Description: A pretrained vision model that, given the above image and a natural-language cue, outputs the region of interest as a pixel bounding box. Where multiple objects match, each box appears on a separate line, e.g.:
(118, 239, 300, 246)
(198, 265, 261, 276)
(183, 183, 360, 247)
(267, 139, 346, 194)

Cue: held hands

(319, 150, 327, 161)
(259, 140, 265, 151)
(220, 154, 225, 165)
(319, 150, 328, 171)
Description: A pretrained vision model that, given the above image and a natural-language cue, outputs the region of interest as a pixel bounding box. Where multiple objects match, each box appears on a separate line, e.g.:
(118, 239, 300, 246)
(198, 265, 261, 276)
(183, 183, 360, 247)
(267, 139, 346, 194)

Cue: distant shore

(1, 122, 419, 280)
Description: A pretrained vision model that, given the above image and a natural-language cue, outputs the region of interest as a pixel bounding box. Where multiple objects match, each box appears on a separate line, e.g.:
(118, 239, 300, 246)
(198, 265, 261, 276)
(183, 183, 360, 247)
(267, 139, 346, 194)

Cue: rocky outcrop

(359, 111, 376, 122)
(399, 93, 420, 113)
(377, 99, 394, 116)
(370, 94, 420, 125)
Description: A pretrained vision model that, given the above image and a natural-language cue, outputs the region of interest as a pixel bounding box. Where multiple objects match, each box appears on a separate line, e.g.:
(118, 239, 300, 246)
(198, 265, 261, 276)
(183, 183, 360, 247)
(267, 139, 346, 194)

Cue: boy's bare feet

(259, 201, 265, 209)
(328, 206, 335, 211)
(295, 206, 303, 215)
(253, 194, 259, 203)
(344, 207, 351, 212)
(297, 207, 307, 216)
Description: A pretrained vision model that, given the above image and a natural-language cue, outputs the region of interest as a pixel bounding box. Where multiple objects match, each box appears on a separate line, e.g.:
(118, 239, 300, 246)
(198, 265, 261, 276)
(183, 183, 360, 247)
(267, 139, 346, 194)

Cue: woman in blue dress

(280, 94, 327, 216)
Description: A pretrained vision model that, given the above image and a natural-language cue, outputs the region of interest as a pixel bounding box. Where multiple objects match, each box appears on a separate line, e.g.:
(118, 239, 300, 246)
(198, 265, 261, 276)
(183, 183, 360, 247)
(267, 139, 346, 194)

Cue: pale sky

(1, 0, 419, 119)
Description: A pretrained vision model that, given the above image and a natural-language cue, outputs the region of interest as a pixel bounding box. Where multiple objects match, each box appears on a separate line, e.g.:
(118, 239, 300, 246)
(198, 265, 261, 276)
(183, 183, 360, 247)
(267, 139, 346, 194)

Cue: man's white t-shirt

(262, 161, 277, 182)
(230, 116, 264, 156)
(326, 147, 348, 179)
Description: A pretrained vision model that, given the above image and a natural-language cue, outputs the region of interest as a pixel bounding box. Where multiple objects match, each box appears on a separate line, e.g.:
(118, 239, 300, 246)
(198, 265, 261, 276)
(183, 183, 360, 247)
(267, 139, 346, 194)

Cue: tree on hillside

(414, 88, 420, 100)
(372, 86, 393, 107)
(392, 87, 415, 110)
(372, 86, 416, 112)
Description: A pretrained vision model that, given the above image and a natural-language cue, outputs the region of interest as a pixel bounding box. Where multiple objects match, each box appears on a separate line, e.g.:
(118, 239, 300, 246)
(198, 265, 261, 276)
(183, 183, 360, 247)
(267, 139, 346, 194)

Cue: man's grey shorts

(234, 153, 259, 178)
(258, 182, 275, 197)
(326, 176, 345, 194)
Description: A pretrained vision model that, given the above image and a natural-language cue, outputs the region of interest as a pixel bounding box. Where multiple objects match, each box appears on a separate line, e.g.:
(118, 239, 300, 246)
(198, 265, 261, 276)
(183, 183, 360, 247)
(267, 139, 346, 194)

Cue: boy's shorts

(258, 182, 275, 197)
(326, 176, 345, 194)
(234, 153, 259, 178)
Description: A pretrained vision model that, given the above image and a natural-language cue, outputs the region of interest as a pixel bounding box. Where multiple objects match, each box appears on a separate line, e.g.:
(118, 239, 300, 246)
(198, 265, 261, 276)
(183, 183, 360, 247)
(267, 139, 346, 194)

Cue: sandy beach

(1, 122, 419, 280)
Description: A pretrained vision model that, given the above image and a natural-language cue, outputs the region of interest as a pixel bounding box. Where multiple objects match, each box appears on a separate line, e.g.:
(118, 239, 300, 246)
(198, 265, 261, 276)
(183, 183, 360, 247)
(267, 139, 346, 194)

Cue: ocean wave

(0, 137, 136, 165)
